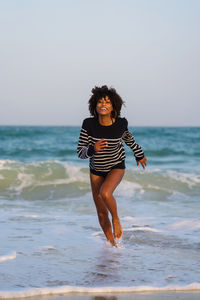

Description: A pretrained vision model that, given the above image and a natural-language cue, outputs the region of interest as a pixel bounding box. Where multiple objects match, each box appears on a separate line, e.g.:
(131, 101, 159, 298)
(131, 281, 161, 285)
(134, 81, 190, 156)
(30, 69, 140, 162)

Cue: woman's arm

(77, 121, 95, 159)
(122, 119, 146, 167)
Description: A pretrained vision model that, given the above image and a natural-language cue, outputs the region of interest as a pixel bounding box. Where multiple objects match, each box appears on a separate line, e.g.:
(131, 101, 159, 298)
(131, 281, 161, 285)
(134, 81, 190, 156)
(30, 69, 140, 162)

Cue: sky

(0, 0, 200, 126)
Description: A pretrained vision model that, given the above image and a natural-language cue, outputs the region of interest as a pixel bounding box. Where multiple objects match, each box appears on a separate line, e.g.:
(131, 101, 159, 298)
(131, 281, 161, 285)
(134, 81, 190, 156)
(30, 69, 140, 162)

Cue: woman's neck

(98, 115, 115, 126)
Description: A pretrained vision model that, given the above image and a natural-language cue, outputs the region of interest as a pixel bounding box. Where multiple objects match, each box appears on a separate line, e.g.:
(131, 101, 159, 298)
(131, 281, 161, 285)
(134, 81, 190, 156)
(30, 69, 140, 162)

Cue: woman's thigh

(100, 169, 125, 196)
(90, 173, 108, 213)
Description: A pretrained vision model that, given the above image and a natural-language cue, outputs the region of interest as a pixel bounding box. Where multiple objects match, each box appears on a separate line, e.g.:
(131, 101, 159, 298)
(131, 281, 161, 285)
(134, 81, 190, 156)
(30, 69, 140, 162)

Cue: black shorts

(90, 161, 125, 178)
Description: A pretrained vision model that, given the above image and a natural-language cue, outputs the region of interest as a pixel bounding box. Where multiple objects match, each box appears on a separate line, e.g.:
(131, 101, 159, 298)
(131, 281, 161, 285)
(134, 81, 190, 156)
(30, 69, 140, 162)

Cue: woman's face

(96, 96, 113, 117)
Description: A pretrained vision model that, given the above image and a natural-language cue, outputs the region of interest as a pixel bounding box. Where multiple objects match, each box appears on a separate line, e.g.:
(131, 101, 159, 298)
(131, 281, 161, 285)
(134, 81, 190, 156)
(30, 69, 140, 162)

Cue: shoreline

(1, 284, 200, 300)
(1, 291, 200, 300)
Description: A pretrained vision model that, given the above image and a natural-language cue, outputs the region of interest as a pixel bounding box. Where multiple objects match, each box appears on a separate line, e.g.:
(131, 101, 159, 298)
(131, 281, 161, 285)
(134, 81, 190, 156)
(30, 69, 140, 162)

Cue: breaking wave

(0, 160, 199, 200)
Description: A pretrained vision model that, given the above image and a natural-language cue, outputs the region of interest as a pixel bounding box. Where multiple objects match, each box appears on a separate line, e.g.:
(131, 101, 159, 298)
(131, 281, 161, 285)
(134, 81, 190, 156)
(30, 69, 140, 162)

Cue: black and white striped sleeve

(77, 120, 95, 159)
(122, 119, 144, 161)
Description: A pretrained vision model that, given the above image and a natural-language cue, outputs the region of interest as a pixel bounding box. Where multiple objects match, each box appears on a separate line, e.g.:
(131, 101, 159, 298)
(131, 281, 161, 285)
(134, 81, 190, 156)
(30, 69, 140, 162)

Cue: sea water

(0, 126, 200, 298)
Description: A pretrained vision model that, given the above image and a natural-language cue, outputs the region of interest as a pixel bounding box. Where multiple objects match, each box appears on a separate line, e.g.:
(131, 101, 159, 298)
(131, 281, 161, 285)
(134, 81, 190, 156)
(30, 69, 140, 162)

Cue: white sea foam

(1, 160, 199, 200)
(5, 161, 89, 194)
(125, 227, 162, 233)
(0, 161, 90, 200)
(167, 190, 191, 201)
(0, 252, 16, 263)
(169, 219, 200, 230)
(33, 161, 89, 184)
(116, 180, 143, 197)
(166, 170, 200, 187)
(12, 173, 34, 192)
(22, 215, 39, 218)
(92, 231, 103, 237)
(92, 225, 162, 238)
(0, 283, 200, 298)
(147, 184, 162, 190)
(122, 216, 155, 225)
(0, 159, 14, 170)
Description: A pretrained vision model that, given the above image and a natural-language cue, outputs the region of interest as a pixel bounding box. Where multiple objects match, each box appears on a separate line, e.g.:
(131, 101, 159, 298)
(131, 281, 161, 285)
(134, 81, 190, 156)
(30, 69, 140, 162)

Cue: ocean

(0, 125, 200, 298)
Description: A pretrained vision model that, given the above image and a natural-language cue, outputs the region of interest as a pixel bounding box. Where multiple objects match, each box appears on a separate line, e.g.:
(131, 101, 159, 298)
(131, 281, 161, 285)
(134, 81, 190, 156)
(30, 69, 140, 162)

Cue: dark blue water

(0, 126, 199, 168)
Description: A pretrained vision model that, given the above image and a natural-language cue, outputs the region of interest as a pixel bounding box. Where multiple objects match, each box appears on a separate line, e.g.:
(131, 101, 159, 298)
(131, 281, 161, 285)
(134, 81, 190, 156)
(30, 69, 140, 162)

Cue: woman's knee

(100, 188, 112, 201)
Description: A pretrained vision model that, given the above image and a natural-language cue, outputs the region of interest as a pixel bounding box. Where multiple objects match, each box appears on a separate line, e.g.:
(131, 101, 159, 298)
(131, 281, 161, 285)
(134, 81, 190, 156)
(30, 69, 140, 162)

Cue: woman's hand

(94, 139, 108, 152)
(137, 156, 147, 170)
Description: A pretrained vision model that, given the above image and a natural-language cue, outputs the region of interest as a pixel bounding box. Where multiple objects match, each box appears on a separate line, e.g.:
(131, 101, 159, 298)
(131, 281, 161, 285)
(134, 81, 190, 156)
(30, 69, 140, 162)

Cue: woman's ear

(111, 110, 117, 118)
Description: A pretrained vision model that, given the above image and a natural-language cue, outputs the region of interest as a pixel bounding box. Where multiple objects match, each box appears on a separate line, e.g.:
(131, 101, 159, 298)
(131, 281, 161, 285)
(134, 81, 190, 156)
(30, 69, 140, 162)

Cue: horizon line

(0, 124, 199, 128)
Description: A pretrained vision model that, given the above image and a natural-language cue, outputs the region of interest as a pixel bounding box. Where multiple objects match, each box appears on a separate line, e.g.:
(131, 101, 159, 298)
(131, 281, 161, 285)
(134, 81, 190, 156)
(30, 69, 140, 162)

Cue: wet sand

(23, 292, 200, 300)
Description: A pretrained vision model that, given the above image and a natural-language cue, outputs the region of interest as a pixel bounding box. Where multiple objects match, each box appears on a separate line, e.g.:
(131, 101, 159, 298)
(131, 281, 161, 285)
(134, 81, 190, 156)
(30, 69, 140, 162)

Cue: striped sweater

(77, 117, 144, 172)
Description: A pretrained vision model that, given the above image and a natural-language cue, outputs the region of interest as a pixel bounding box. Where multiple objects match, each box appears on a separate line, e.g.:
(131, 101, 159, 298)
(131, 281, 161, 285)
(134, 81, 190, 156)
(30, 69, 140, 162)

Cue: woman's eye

(97, 99, 111, 105)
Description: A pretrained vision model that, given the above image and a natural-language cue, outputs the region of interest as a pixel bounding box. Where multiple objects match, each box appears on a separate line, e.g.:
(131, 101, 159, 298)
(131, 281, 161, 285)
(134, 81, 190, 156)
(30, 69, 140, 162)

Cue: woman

(77, 85, 147, 246)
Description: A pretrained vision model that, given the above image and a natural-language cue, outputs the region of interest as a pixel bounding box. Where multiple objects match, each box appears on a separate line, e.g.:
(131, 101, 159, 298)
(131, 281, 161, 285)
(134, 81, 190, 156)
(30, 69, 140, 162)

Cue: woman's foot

(109, 238, 117, 247)
(112, 218, 123, 239)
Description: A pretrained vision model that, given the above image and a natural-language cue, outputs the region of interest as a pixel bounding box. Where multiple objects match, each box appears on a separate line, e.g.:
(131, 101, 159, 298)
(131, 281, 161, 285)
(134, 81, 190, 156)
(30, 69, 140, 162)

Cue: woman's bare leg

(100, 169, 125, 239)
(90, 173, 116, 246)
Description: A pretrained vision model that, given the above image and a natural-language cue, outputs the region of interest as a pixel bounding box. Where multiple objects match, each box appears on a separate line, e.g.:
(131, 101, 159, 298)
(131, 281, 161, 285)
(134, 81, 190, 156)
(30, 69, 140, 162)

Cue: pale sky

(0, 0, 200, 126)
